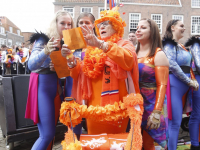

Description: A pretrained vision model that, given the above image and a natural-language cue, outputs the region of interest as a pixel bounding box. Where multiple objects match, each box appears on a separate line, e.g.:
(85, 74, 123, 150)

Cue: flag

(107, 0, 116, 9)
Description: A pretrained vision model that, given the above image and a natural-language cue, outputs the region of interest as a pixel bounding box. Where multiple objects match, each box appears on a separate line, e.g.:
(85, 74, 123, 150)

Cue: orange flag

(62, 27, 87, 50)
(50, 51, 70, 78)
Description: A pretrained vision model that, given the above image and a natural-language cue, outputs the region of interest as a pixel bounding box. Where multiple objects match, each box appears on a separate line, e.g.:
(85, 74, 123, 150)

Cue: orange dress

(70, 39, 139, 134)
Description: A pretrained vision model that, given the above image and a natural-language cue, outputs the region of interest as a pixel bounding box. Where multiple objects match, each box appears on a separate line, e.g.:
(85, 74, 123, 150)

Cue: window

(0, 38, 5, 45)
(98, 7, 109, 18)
(129, 13, 141, 31)
(191, 16, 200, 34)
(16, 42, 21, 46)
(151, 14, 162, 34)
(9, 26, 13, 33)
(17, 30, 20, 35)
(7, 39, 12, 47)
(81, 7, 92, 13)
(0, 27, 5, 34)
(63, 7, 74, 18)
(191, 0, 200, 8)
(172, 15, 184, 23)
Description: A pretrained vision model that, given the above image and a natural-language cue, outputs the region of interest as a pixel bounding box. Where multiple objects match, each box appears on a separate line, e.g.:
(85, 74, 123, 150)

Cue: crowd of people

(0, 42, 32, 75)
(23, 6, 200, 150)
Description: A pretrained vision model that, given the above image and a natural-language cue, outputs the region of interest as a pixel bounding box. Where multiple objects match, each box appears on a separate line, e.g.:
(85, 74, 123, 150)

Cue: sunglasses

(97, 21, 110, 29)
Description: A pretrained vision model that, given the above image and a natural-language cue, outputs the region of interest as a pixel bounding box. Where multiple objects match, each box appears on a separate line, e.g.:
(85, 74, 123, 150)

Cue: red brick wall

(21, 32, 35, 48)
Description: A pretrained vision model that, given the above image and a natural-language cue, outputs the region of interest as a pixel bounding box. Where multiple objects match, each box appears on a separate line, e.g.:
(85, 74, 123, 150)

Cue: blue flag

(107, 0, 116, 8)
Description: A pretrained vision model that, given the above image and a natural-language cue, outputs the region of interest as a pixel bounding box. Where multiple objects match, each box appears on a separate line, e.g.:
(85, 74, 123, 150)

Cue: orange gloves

(147, 66, 169, 130)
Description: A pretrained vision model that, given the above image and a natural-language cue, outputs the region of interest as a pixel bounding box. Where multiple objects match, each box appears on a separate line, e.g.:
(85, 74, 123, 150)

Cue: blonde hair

(46, 10, 74, 39)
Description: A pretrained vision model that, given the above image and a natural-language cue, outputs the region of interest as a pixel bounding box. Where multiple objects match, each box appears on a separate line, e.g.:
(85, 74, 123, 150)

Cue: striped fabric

(101, 90, 119, 96)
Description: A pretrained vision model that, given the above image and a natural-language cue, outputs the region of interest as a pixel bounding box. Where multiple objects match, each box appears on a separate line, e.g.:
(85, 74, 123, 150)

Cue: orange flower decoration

(59, 101, 128, 127)
(60, 93, 144, 150)
(123, 93, 144, 150)
(61, 128, 82, 150)
(82, 34, 120, 79)
(83, 47, 107, 79)
(59, 93, 143, 127)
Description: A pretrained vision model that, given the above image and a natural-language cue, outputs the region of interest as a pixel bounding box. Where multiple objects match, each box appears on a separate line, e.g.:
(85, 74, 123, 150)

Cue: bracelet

(103, 42, 109, 53)
(67, 58, 77, 68)
(99, 40, 104, 49)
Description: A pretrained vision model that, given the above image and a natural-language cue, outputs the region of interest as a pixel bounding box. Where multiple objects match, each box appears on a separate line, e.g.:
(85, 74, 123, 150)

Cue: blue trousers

(168, 74, 190, 150)
(65, 76, 73, 98)
(189, 75, 200, 146)
(31, 73, 58, 150)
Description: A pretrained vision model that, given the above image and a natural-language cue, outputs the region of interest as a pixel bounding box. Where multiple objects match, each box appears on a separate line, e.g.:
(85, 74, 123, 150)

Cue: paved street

(0, 126, 88, 150)
(0, 126, 190, 150)
(0, 126, 64, 150)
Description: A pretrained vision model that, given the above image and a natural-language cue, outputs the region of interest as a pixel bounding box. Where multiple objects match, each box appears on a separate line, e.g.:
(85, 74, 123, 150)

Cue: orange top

(138, 48, 161, 65)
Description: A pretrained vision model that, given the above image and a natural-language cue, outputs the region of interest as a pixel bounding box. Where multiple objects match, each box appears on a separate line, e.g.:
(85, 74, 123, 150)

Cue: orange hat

(95, 6, 126, 38)
(7, 49, 13, 53)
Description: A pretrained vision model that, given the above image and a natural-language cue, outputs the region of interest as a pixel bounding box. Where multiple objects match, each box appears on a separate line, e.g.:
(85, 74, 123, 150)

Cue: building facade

(0, 16, 24, 48)
(53, 0, 200, 43)
(21, 32, 35, 48)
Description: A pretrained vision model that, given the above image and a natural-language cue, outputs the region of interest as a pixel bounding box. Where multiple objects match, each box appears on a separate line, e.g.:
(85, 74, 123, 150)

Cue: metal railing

(1, 62, 29, 75)
(119, 0, 179, 5)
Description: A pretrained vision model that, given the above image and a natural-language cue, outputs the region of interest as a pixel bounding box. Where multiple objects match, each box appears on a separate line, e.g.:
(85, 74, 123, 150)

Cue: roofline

(0, 16, 21, 30)
(53, 2, 104, 6)
(120, 2, 182, 7)
(53, 1, 182, 7)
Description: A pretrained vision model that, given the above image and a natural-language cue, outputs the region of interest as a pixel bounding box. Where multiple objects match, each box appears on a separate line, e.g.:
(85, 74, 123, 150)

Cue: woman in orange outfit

(61, 7, 140, 134)
(136, 18, 169, 149)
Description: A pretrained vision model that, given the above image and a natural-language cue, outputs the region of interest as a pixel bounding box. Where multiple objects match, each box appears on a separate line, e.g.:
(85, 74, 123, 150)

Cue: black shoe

(191, 145, 200, 150)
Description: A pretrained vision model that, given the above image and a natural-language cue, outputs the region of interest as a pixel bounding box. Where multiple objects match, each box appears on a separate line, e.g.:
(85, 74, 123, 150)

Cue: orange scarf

(101, 55, 127, 106)
(83, 34, 128, 106)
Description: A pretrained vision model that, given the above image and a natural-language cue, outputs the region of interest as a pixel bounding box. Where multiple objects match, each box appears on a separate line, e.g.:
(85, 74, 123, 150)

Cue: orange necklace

(83, 34, 120, 79)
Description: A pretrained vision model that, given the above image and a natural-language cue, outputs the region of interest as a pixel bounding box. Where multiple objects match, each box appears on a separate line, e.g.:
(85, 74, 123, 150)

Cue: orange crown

(95, 6, 126, 38)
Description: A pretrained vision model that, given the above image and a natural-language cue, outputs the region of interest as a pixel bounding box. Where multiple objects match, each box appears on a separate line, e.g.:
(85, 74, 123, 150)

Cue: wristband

(67, 59, 77, 68)
(103, 42, 109, 53)
(99, 40, 104, 49)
